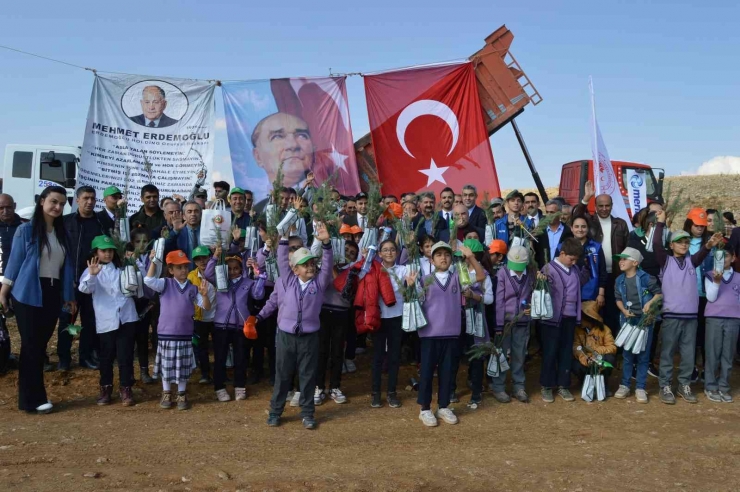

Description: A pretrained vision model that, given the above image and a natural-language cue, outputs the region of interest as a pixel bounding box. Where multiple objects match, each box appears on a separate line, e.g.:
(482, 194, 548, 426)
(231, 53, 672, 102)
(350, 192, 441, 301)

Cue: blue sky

(1, 0, 738, 190)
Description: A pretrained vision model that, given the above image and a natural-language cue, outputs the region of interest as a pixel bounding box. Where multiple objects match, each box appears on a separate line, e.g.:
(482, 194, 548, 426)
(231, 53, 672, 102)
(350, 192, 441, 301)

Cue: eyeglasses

(380, 248, 396, 253)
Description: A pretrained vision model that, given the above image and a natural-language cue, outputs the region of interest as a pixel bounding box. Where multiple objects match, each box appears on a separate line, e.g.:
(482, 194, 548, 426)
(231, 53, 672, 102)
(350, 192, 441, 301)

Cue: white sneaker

(419, 410, 438, 427)
(615, 384, 631, 399)
(344, 359, 357, 373)
(234, 387, 247, 401)
(314, 386, 326, 406)
(36, 402, 53, 414)
(436, 407, 459, 425)
(215, 389, 231, 402)
(289, 391, 301, 407)
(635, 389, 648, 404)
(329, 388, 347, 404)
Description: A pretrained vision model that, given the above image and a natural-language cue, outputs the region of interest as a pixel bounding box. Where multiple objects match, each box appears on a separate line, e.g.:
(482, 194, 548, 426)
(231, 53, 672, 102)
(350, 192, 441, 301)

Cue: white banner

(625, 168, 647, 216)
(589, 78, 633, 231)
(79, 74, 216, 210)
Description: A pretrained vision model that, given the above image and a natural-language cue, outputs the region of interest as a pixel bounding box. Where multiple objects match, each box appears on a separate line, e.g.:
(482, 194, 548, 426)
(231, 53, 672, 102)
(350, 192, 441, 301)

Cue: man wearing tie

(355, 192, 369, 231)
(164, 201, 202, 267)
(438, 187, 455, 226)
(128, 85, 179, 128)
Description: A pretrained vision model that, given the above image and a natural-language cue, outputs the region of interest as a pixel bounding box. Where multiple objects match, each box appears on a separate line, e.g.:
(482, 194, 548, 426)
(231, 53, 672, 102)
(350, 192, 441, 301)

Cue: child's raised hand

(87, 257, 102, 276)
(523, 308, 531, 316)
(713, 271, 723, 283)
(214, 244, 223, 258)
(149, 249, 156, 261)
(458, 244, 473, 259)
(536, 271, 548, 281)
(232, 226, 242, 242)
(405, 270, 418, 286)
(706, 232, 724, 249)
(655, 210, 666, 224)
(315, 222, 330, 243)
(198, 280, 210, 297)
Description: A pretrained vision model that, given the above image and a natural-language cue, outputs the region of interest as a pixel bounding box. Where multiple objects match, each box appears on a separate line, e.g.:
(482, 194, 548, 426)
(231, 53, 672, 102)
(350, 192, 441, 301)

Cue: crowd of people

(0, 176, 738, 430)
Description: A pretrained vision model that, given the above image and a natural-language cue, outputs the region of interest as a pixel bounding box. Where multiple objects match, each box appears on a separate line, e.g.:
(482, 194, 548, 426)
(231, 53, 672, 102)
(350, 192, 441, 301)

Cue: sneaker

(677, 384, 697, 403)
(541, 387, 554, 403)
(557, 387, 575, 402)
(35, 402, 53, 414)
(436, 407, 459, 425)
(290, 391, 301, 407)
(467, 399, 481, 410)
(235, 387, 247, 401)
(660, 386, 676, 405)
(635, 389, 648, 404)
(139, 367, 155, 385)
(418, 410, 438, 427)
(344, 359, 357, 373)
(614, 385, 631, 399)
(514, 389, 529, 403)
(160, 391, 173, 409)
(215, 389, 231, 402)
(387, 392, 401, 408)
(97, 385, 113, 406)
(198, 376, 212, 385)
(302, 417, 317, 430)
(119, 386, 135, 407)
(647, 363, 658, 378)
(690, 368, 699, 383)
(492, 391, 511, 403)
(719, 391, 733, 403)
(704, 389, 721, 403)
(449, 392, 460, 403)
(371, 392, 383, 408)
(267, 414, 281, 427)
(314, 387, 326, 406)
(329, 388, 347, 404)
(176, 392, 190, 410)
(355, 347, 366, 355)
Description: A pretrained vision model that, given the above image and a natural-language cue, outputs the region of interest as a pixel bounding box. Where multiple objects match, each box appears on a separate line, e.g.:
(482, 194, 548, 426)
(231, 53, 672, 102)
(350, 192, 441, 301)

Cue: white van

(2, 144, 80, 214)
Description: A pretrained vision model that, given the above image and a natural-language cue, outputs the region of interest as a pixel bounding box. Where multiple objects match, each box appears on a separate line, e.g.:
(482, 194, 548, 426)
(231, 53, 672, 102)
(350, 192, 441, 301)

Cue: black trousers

(372, 316, 403, 394)
(213, 328, 246, 390)
(99, 322, 137, 387)
(14, 278, 61, 411)
(271, 330, 320, 418)
(194, 320, 214, 378)
(57, 290, 97, 365)
(344, 308, 357, 360)
(248, 286, 276, 380)
(134, 312, 151, 369)
(449, 311, 466, 394)
(697, 296, 708, 363)
(417, 337, 458, 409)
(317, 308, 347, 390)
(540, 317, 576, 389)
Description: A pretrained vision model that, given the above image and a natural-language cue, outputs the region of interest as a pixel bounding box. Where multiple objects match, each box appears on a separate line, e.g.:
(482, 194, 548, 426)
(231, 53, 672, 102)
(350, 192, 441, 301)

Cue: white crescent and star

(395, 99, 459, 187)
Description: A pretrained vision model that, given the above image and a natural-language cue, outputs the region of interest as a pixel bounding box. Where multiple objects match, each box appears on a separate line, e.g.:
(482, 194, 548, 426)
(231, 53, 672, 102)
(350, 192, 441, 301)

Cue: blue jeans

(621, 324, 654, 390)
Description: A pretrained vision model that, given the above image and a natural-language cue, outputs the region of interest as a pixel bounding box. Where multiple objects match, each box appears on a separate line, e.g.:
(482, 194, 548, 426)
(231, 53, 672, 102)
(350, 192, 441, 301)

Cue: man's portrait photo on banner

(121, 80, 188, 129)
(222, 77, 361, 209)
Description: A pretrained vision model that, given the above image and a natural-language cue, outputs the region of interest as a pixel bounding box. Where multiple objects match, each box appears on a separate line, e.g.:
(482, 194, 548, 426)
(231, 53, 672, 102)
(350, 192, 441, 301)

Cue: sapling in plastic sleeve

(484, 224, 496, 245)
(713, 249, 726, 275)
(358, 227, 379, 251)
(276, 208, 299, 237)
(361, 245, 377, 275)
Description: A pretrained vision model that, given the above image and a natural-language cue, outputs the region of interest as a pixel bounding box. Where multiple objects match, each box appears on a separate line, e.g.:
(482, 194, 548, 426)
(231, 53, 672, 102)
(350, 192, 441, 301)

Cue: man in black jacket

(462, 184, 488, 231)
(59, 186, 104, 371)
(533, 199, 573, 268)
(0, 194, 21, 281)
(129, 184, 166, 233)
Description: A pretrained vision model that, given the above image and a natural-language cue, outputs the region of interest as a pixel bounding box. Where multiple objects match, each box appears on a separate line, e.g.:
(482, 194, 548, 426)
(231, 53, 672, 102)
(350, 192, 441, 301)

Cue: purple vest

(660, 256, 699, 318)
(704, 272, 740, 319)
(542, 262, 583, 326)
(495, 267, 535, 329)
(205, 257, 265, 329)
(157, 278, 198, 340)
(419, 271, 462, 338)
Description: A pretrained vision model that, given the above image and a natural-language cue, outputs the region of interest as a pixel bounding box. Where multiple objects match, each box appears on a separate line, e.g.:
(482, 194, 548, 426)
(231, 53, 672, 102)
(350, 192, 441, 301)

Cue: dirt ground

(1, 321, 740, 492)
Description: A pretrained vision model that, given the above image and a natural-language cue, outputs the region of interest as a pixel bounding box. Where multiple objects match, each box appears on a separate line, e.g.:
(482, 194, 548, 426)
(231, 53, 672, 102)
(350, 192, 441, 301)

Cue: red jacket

(334, 261, 396, 334)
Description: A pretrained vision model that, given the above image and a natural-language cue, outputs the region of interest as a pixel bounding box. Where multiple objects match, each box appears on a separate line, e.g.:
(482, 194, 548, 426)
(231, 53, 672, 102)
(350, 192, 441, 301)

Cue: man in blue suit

(164, 201, 201, 267)
(128, 85, 179, 128)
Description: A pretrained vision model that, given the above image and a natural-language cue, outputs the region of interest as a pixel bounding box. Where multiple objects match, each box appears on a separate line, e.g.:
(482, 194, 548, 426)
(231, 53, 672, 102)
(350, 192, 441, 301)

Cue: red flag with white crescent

(364, 62, 499, 198)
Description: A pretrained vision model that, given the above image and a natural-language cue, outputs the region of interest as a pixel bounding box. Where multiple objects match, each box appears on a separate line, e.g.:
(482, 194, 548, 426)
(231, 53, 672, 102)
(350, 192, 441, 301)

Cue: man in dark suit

(533, 199, 573, 268)
(414, 192, 449, 242)
(462, 184, 488, 231)
(523, 192, 544, 229)
(128, 85, 179, 128)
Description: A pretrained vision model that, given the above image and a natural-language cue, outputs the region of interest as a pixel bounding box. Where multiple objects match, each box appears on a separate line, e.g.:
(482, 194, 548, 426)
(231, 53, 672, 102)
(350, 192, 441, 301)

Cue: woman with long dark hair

(0, 186, 77, 413)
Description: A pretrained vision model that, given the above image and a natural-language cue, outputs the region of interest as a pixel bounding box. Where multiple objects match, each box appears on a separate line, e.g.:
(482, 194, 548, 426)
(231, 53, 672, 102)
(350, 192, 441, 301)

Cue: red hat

(339, 224, 353, 235)
(489, 239, 508, 255)
(687, 208, 708, 227)
(165, 250, 191, 265)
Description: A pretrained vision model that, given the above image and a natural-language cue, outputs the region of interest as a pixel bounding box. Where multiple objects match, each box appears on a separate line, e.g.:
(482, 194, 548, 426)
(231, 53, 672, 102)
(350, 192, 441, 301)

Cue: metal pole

(510, 119, 549, 202)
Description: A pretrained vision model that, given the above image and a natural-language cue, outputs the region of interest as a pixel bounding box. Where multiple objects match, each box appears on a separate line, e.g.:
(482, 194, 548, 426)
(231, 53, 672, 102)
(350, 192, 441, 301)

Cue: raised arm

(652, 213, 669, 267)
(277, 239, 291, 278)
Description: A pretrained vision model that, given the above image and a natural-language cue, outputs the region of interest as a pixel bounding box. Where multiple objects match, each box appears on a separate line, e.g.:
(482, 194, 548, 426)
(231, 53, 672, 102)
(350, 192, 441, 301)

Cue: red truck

(559, 159, 665, 215)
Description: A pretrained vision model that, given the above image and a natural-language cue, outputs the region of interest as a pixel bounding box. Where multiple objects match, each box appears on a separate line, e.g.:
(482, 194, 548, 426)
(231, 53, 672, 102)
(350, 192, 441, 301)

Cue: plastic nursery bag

(713, 249, 726, 275)
(582, 374, 595, 402)
(402, 300, 427, 332)
(118, 218, 130, 243)
(215, 264, 230, 292)
(265, 255, 279, 282)
(200, 199, 231, 248)
(484, 224, 496, 246)
(530, 280, 553, 320)
(614, 322, 636, 347)
(358, 227, 379, 251)
(486, 352, 509, 378)
(595, 374, 606, 401)
(331, 237, 345, 266)
(276, 208, 300, 237)
(465, 305, 485, 338)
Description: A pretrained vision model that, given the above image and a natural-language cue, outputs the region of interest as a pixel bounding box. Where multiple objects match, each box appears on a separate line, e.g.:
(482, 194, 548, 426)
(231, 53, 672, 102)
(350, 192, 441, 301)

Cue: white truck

(2, 144, 80, 215)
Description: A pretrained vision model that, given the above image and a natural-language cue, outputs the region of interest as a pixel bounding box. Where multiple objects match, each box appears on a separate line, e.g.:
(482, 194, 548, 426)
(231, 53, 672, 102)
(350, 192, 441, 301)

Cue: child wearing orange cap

(144, 250, 213, 410)
(339, 224, 354, 242)
(350, 225, 363, 244)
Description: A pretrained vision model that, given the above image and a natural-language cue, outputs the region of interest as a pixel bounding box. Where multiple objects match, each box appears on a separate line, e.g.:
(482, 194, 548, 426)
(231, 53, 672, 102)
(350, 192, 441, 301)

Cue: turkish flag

(270, 77, 361, 196)
(364, 62, 499, 198)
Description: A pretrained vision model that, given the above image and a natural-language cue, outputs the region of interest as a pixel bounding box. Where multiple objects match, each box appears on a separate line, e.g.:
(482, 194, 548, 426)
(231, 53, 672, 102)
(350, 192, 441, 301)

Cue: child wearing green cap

(78, 235, 139, 407)
(653, 210, 723, 404)
(188, 245, 216, 384)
